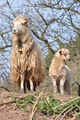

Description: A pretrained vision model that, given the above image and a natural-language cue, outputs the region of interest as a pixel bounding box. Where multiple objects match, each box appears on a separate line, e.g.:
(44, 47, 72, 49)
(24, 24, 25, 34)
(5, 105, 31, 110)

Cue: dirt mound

(0, 92, 79, 120)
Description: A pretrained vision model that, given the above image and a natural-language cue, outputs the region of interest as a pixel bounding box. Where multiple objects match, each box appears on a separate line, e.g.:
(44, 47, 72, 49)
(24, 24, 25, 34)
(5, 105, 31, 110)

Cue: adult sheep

(10, 15, 45, 93)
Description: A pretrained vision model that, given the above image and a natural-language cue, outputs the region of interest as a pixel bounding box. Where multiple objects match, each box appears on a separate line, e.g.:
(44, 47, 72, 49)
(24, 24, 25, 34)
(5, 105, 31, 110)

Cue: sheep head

(11, 15, 29, 35)
(59, 48, 71, 61)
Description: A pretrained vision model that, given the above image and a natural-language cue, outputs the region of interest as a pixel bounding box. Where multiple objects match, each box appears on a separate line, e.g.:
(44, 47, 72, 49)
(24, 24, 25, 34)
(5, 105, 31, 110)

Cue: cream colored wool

(10, 15, 45, 93)
(49, 48, 71, 95)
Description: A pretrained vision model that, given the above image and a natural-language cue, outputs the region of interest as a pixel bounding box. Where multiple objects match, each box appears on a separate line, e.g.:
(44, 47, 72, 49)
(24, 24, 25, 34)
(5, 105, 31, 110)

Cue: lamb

(10, 15, 45, 93)
(49, 48, 71, 95)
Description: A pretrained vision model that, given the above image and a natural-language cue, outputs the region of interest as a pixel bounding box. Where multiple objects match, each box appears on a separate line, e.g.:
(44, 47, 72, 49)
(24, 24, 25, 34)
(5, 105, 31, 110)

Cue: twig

(0, 104, 6, 111)
(29, 91, 43, 120)
(61, 106, 75, 120)
(0, 86, 10, 92)
(0, 100, 16, 106)
(72, 99, 80, 111)
(43, 95, 52, 109)
(55, 105, 71, 120)
(13, 98, 19, 111)
(52, 97, 80, 111)
(0, 93, 36, 106)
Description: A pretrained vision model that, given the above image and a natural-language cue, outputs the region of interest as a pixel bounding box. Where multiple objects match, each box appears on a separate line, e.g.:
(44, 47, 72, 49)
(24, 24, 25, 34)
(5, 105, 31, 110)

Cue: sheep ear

(22, 18, 29, 25)
(11, 22, 14, 26)
(59, 50, 62, 55)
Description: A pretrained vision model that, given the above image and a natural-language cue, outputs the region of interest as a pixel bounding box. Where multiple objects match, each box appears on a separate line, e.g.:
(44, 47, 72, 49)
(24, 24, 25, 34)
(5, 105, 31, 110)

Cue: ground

(0, 92, 79, 120)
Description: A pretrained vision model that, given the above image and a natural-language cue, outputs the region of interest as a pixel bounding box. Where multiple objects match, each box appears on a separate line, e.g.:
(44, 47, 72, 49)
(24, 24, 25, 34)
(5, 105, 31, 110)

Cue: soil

(0, 92, 79, 120)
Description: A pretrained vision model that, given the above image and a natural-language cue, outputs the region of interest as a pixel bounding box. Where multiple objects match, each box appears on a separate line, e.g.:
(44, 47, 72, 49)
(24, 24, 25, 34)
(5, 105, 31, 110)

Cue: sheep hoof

(30, 90, 35, 93)
(20, 89, 24, 93)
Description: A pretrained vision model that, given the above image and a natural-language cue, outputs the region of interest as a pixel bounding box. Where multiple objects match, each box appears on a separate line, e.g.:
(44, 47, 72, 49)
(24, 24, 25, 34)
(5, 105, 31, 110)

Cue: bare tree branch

(32, 30, 55, 54)
(70, 15, 80, 31)
(6, 0, 16, 17)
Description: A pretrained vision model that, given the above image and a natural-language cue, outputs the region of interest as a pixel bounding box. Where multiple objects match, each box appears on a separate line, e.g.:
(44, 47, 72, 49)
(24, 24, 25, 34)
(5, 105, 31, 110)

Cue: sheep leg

(29, 78, 34, 92)
(20, 75, 25, 93)
(33, 83, 36, 91)
(66, 81, 71, 95)
(66, 88, 71, 95)
(24, 80, 26, 93)
(60, 79, 65, 95)
(52, 78, 57, 93)
(66, 83, 71, 95)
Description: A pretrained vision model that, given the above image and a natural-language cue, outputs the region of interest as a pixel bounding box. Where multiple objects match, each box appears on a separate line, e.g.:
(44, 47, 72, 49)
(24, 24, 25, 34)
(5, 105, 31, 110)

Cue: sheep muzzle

(18, 48, 23, 54)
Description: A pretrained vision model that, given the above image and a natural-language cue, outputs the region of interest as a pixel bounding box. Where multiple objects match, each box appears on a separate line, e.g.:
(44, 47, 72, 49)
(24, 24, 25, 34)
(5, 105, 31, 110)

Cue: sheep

(49, 48, 71, 95)
(10, 15, 45, 93)
(56, 65, 71, 95)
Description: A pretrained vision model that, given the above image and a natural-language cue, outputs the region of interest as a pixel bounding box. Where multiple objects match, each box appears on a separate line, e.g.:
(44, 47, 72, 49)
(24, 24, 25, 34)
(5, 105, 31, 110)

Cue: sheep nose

(68, 57, 71, 61)
(12, 29, 17, 34)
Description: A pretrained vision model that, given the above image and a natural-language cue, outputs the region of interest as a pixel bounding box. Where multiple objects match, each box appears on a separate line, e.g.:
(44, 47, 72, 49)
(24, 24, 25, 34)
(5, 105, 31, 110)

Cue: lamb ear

(59, 49, 62, 55)
(22, 18, 29, 25)
(11, 22, 14, 26)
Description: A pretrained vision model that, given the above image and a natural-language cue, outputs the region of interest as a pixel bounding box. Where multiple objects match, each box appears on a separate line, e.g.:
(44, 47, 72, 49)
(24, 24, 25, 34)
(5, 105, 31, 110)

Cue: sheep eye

(63, 54, 67, 56)
(21, 23, 24, 26)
